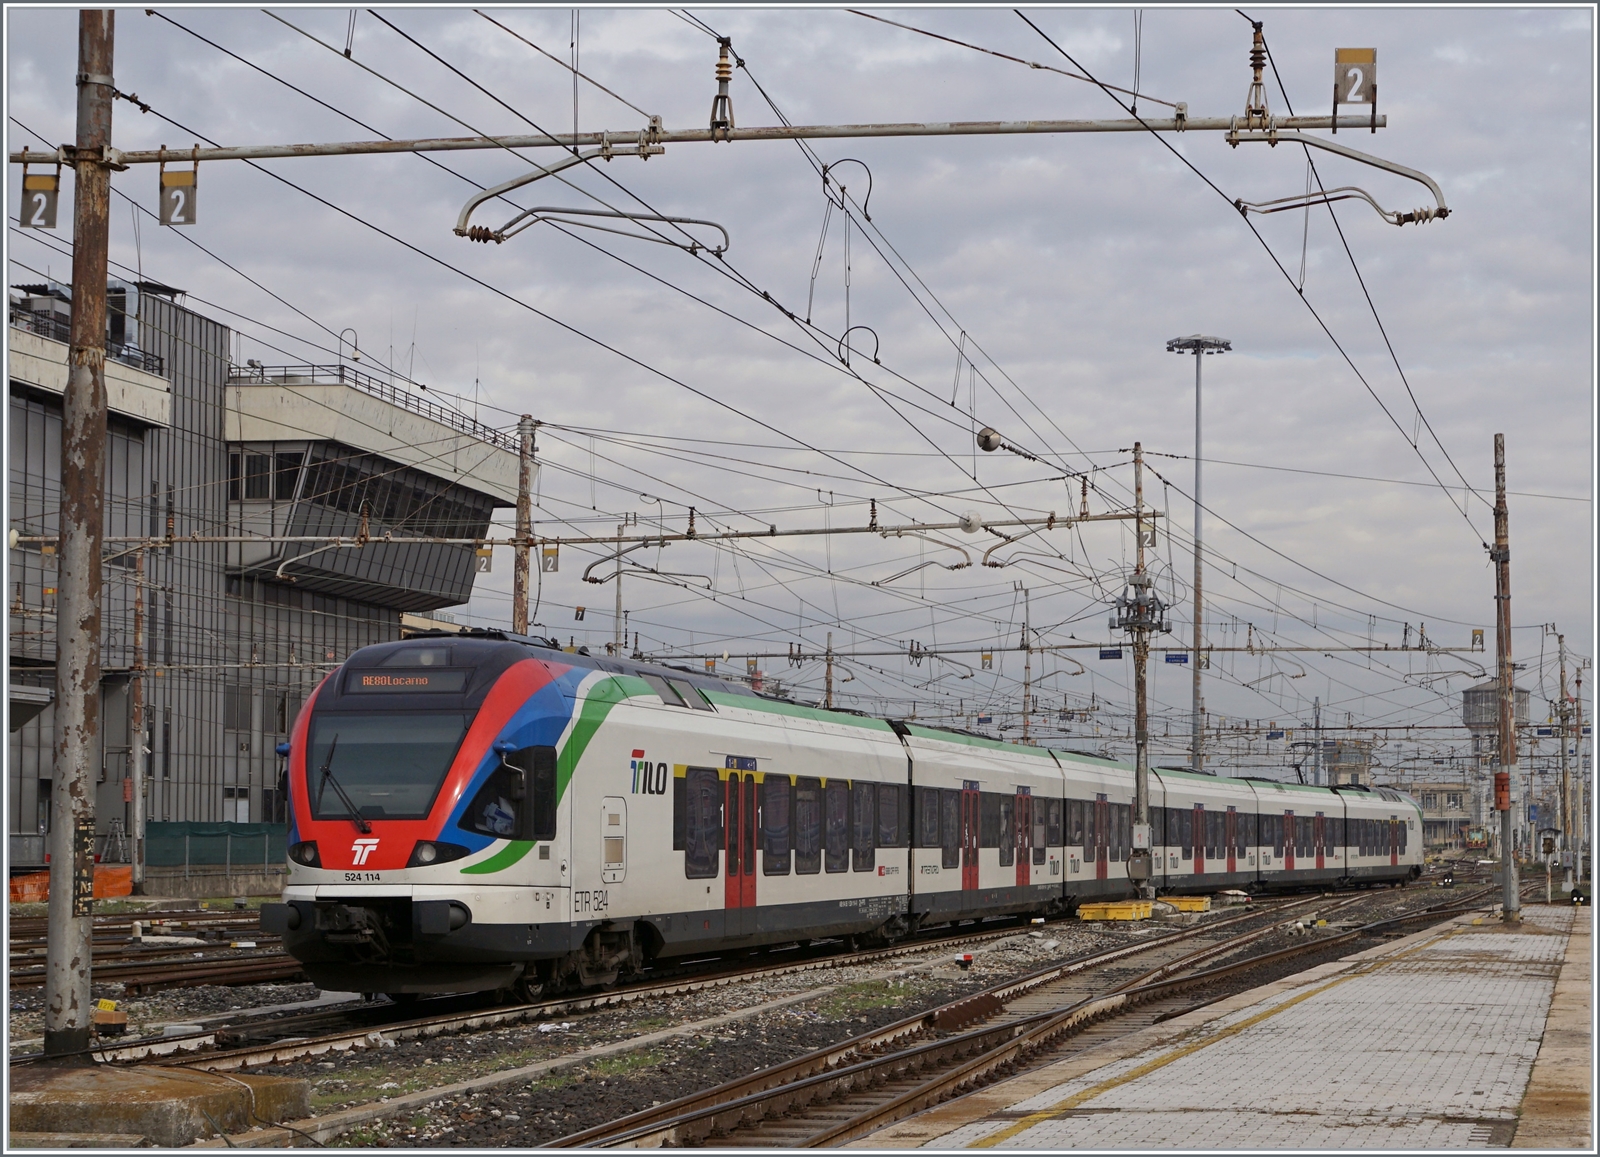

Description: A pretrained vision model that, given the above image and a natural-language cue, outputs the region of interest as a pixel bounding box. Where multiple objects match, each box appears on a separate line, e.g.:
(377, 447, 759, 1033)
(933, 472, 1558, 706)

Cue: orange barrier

(9, 864, 133, 903)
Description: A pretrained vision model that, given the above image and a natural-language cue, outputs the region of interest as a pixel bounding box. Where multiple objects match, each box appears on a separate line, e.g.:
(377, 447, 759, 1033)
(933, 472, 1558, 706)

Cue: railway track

(24, 908, 1113, 1069)
(548, 885, 1499, 1148)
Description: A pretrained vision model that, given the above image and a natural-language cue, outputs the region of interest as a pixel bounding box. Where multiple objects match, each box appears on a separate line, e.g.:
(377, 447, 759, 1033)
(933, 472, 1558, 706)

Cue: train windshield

(307, 712, 470, 820)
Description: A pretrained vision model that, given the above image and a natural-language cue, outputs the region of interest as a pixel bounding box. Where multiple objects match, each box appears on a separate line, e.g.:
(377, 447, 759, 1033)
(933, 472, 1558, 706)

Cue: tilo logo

(630, 749, 668, 795)
(351, 838, 380, 865)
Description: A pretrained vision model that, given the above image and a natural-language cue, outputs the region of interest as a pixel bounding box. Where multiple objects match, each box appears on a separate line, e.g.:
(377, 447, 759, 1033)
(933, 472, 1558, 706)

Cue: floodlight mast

(1166, 335, 1231, 776)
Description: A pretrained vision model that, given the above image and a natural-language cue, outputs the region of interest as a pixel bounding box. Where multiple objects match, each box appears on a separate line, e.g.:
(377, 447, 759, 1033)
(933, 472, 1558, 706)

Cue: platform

(866, 903, 1590, 1150)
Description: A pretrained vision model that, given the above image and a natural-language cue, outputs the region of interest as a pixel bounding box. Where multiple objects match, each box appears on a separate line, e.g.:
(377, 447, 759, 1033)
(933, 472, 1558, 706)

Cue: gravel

(9, 982, 321, 1047)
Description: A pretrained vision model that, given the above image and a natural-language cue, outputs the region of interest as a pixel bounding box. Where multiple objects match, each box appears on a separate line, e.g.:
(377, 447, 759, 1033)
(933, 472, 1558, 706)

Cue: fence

(146, 821, 287, 873)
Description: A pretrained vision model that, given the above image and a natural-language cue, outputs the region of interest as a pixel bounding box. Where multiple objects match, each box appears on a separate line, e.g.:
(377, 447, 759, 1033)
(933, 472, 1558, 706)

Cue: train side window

(667, 678, 714, 711)
(1033, 802, 1048, 864)
(794, 777, 822, 874)
(877, 783, 904, 848)
(916, 786, 941, 849)
(682, 767, 722, 879)
(1085, 801, 1097, 852)
(1180, 809, 1193, 859)
(940, 789, 961, 870)
(825, 780, 850, 873)
(852, 782, 876, 871)
(1067, 800, 1085, 847)
(1046, 798, 1063, 847)
(762, 775, 791, 875)
(997, 795, 1015, 867)
(642, 673, 686, 707)
(980, 793, 1000, 849)
(461, 746, 556, 841)
(1236, 811, 1250, 858)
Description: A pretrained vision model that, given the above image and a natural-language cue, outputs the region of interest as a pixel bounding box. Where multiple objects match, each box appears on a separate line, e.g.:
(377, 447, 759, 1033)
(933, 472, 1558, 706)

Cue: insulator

(466, 226, 501, 244)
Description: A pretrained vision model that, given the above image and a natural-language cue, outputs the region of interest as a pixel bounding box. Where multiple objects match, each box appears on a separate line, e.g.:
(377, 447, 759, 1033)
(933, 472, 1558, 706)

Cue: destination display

(348, 669, 468, 693)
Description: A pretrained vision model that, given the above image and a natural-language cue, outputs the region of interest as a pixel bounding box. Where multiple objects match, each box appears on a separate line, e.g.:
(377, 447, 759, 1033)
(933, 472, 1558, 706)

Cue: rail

(227, 363, 517, 453)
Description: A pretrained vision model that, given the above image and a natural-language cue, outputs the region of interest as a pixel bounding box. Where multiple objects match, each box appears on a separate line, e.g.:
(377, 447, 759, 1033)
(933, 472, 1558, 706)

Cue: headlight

(288, 841, 320, 867)
(407, 840, 469, 868)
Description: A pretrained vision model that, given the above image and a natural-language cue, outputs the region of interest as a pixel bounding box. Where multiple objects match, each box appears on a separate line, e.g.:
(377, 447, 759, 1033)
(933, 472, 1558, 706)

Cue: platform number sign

(20, 171, 60, 229)
(160, 167, 197, 226)
(475, 546, 493, 573)
(542, 545, 560, 573)
(1335, 48, 1377, 104)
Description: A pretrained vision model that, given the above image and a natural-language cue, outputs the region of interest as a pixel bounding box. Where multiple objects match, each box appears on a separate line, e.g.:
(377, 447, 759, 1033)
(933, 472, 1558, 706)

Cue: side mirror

(275, 742, 291, 758)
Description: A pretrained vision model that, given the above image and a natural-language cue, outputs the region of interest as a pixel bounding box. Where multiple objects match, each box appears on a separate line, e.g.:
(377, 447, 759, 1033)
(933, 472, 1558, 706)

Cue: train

(261, 631, 1422, 999)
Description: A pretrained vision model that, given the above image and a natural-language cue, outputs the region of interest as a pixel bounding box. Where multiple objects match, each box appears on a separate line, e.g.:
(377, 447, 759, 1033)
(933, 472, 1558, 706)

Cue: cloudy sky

(7, 6, 1593, 773)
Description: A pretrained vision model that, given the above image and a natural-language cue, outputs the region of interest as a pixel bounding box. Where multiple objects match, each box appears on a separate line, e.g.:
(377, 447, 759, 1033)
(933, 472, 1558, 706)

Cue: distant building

(1322, 738, 1373, 786)
(8, 283, 523, 867)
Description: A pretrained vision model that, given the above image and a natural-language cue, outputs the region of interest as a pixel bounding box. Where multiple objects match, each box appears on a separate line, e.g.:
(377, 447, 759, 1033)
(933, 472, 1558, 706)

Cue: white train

(262, 635, 1422, 997)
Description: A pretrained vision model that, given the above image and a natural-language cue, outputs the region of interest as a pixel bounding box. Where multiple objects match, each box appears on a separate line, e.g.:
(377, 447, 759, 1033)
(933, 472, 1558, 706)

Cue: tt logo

(351, 838, 380, 865)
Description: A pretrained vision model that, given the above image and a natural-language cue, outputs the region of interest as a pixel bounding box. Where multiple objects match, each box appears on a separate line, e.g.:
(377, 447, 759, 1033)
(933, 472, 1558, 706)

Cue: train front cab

(266, 636, 582, 997)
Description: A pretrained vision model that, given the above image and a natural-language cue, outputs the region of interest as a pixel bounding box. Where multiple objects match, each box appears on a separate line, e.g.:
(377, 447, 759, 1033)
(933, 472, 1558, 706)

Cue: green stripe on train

(461, 674, 652, 875)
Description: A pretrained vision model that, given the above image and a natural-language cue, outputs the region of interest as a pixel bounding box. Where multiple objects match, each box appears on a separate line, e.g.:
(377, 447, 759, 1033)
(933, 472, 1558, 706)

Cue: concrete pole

(614, 524, 624, 656)
(45, 9, 114, 1059)
(1493, 433, 1520, 922)
(511, 415, 535, 634)
(1313, 698, 1322, 786)
(130, 548, 145, 894)
(1559, 635, 1573, 895)
(825, 631, 834, 709)
(1021, 588, 1032, 744)
(1192, 347, 1204, 774)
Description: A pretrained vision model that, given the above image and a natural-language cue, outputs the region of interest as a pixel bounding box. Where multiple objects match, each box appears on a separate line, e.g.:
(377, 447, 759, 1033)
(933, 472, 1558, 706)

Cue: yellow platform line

(969, 926, 1465, 1148)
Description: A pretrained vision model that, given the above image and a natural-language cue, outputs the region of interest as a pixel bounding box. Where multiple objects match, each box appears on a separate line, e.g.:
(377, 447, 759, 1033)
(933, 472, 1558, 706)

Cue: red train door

(1389, 816, 1399, 866)
(1225, 807, 1237, 874)
(1283, 810, 1295, 871)
(1016, 791, 1032, 889)
(1095, 795, 1109, 881)
(725, 775, 756, 935)
(1193, 804, 1205, 875)
(741, 776, 757, 911)
(961, 783, 980, 892)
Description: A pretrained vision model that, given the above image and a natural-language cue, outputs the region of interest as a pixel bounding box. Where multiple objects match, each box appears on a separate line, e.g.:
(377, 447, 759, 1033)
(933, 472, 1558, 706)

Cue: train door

(961, 782, 980, 893)
(601, 797, 627, 884)
(1095, 795, 1109, 881)
(1193, 804, 1205, 875)
(724, 775, 756, 935)
(1225, 807, 1237, 874)
(1015, 791, 1032, 889)
(1315, 812, 1326, 871)
(1283, 810, 1295, 872)
(1389, 815, 1399, 867)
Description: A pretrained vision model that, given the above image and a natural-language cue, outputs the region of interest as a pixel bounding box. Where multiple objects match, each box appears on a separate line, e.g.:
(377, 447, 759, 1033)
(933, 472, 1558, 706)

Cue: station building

(7, 282, 522, 868)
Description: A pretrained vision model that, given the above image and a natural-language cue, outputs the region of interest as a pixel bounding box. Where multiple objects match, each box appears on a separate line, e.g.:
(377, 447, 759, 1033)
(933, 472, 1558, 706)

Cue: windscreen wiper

(316, 734, 372, 835)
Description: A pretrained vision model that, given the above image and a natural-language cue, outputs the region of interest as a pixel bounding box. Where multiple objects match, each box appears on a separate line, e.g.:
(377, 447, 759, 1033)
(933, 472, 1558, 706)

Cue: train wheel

(513, 974, 545, 1003)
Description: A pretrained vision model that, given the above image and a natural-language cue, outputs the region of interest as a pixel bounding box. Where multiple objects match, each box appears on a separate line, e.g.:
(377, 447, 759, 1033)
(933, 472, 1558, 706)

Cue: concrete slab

(9, 1133, 150, 1148)
(1512, 906, 1592, 1148)
(866, 907, 1577, 1150)
(9, 1064, 310, 1148)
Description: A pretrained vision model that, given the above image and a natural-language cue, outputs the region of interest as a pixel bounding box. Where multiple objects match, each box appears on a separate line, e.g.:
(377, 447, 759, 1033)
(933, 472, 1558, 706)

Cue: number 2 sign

(159, 167, 197, 226)
(1334, 48, 1377, 105)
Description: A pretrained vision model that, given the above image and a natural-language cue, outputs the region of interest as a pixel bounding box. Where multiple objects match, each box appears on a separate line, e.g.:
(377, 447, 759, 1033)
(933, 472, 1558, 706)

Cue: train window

(824, 781, 850, 873)
(1033, 802, 1048, 864)
(641, 673, 686, 707)
(916, 786, 941, 849)
(515, 746, 558, 841)
(667, 679, 714, 711)
(1066, 801, 1084, 847)
(1046, 799, 1063, 847)
(1179, 808, 1193, 859)
(1274, 815, 1286, 858)
(980, 793, 1001, 849)
(761, 776, 791, 875)
(682, 768, 723, 879)
(1085, 802, 1098, 852)
(852, 782, 875, 872)
(1119, 805, 1131, 863)
(462, 748, 550, 842)
(997, 795, 1014, 867)
(309, 711, 468, 821)
(794, 778, 822, 874)
(940, 789, 961, 870)
(877, 783, 904, 848)
(1235, 811, 1250, 858)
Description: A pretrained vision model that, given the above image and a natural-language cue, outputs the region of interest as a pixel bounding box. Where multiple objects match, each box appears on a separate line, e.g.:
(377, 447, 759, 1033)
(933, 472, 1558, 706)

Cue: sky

(6, 5, 1595, 777)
